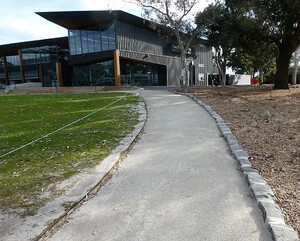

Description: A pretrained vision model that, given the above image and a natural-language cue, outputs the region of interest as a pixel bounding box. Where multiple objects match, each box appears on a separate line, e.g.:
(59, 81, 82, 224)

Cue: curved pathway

(47, 89, 272, 241)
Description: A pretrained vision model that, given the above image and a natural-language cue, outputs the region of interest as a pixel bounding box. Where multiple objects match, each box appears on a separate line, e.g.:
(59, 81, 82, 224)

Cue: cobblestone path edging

(182, 92, 299, 241)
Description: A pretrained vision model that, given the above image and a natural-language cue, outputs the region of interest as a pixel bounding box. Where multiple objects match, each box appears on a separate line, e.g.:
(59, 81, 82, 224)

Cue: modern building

(0, 37, 70, 87)
(0, 10, 217, 87)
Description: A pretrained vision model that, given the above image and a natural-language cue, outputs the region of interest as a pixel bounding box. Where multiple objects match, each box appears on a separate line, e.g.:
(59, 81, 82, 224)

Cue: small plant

(275, 118, 285, 132)
(262, 110, 271, 122)
(61, 201, 76, 211)
(290, 150, 300, 163)
(277, 159, 285, 172)
(267, 91, 274, 100)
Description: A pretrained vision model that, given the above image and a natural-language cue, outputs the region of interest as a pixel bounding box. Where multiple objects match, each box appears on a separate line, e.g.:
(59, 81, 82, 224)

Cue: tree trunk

(180, 50, 187, 91)
(216, 62, 226, 86)
(220, 55, 227, 86)
(259, 68, 264, 84)
(214, 48, 227, 86)
(292, 47, 300, 85)
(221, 69, 226, 86)
(274, 68, 289, 89)
(292, 65, 299, 85)
(274, 39, 297, 89)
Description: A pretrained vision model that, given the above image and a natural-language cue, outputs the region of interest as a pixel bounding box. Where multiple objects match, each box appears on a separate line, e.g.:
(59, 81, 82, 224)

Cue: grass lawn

(0, 92, 140, 216)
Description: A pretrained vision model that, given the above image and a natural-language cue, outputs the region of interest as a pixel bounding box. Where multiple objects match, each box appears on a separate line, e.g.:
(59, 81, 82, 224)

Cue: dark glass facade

(68, 23, 117, 86)
(72, 59, 167, 87)
(25, 46, 67, 86)
(120, 60, 167, 86)
(73, 61, 115, 86)
(0, 45, 69, 86)
(68, 23, 116, 55)
(0, 55, 20, 83)
(6, 55, 20, 66)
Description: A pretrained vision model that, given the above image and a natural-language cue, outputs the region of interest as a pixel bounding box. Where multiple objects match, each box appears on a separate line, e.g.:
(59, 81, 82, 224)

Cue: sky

(0, 0, 212, 45)
(0, 0, 142, 45)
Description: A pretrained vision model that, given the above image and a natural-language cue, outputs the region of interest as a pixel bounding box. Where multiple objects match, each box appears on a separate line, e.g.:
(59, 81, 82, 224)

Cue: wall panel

(116, 20, 214, 87)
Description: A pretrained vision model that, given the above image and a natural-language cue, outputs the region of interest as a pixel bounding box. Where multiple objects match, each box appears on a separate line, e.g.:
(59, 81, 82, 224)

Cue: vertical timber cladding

(116, 20, 181, 86)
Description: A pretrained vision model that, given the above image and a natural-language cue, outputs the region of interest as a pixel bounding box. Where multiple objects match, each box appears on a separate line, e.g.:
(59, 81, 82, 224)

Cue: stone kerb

(180, 92, 299, 241)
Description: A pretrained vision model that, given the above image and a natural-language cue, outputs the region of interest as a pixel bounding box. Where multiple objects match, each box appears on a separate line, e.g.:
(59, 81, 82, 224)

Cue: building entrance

(120, 60, 167, 86)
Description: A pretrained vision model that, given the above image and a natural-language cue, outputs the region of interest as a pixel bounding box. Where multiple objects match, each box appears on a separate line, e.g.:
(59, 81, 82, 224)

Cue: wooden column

(2, 55, 10, 85)
(18, 49, 25, 83)
(38, 64, 44, 87)
(114, 50, 121, 86)
(56, 62, 63, 87)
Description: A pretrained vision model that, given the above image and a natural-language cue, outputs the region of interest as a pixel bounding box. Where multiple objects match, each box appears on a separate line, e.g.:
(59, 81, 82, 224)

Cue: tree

(196, 4, 227, 85)
(253, 0, 300, 89)
(128, 0, 206, 88)
(197, 3, 240, 86)
(201, 0, 300, 89)
(229, 0, 300, 89)
(228, 37, 277, 84)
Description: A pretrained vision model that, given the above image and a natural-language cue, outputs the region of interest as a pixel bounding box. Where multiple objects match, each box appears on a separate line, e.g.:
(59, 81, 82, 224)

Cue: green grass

(0, 92, 140, 216)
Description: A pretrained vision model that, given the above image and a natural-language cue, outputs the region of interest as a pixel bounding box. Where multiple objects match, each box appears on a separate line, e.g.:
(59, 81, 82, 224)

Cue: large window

(21, 46, 68, 65)
(73, 61, 115, 86)
(22, 46, 54, 64)
(0, 46, 68, 85)
(0, 56, 21, 84)
(68, 23, 116, 55)
(120, 60, 167, 86)
(6, 55, 20, 66)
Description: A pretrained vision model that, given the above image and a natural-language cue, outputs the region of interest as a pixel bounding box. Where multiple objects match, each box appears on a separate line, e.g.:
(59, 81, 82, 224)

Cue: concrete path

(47, 90, 272, 241)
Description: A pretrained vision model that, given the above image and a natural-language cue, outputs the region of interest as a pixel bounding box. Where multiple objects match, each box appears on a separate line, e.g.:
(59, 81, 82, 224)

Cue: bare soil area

(189, 87, 300, 236)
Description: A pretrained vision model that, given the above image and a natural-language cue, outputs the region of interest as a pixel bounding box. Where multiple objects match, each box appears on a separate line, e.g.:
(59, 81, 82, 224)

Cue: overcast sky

(0, 0, 212, 45)
(0, 0, 142, 45)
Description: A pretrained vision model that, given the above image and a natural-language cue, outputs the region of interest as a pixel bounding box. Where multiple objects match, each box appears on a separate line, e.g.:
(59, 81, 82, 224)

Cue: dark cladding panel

(116, 21, 163, 55)
(192, 44, 215, 86)
(167, 57, 180, 86)
(116, 20, 182, 86)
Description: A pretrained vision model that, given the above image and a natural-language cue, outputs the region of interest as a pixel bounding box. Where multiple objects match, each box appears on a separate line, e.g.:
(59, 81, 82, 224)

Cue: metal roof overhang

(36, 10, 152, 31)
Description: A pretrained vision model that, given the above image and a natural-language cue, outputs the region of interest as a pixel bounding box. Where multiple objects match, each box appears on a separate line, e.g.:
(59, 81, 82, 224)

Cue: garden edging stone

(182, 92, 299, 241)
